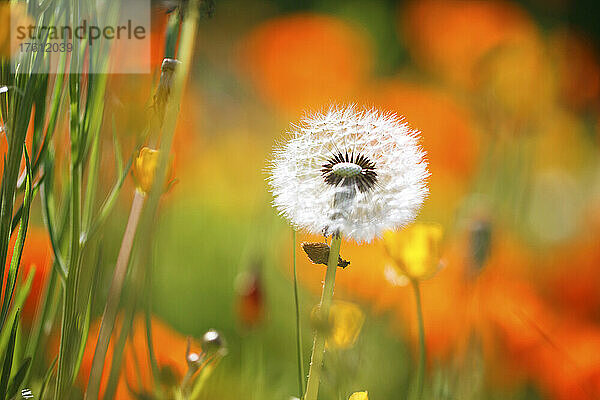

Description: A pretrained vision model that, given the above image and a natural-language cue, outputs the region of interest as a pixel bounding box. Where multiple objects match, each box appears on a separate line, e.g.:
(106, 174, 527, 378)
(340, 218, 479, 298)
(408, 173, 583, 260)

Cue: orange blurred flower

(366, 81, 480, 223)
(238, 13, 372, 113)
(540, 225, 600, 321)
(368, 81, 480, 180)
(294, 227, 581, 390)
(400, 0, 537, 88)
(527, 322, 600, 400)
(77, 316, 190, 399)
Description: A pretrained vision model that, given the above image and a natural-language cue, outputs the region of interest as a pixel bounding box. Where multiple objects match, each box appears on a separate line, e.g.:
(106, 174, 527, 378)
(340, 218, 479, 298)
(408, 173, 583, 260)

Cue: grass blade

(0, 146, 33, 331)
(0, 310, 20, 400)
(39, 356, 58, 400)
(6, 357, 31, 399)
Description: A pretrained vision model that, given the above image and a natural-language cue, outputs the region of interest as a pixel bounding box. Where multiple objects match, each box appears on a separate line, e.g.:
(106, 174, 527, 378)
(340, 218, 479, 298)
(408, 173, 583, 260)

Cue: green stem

(303, 234, 342, 400)
(55, 160, 82, 399)
(293, 229, 305, 398)
(411, 279, 426, 400)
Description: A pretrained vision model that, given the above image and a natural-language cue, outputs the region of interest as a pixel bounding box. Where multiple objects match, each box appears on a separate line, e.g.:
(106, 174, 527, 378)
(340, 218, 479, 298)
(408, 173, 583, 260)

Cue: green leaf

(0, 311, 20, 400)
(0, 146, 33, 331)
(40, 155, 67, 281)
(6, 357, 31, 399)
(0, 270, 34, 357)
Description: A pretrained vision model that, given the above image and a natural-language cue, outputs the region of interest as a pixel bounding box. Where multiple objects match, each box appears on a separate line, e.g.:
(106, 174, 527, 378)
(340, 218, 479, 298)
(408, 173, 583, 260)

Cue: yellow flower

(383, 223, 444, 281)
(311, 300, 365, 349)
(349, 392, 368, 400)
(132, 147, 159, 194)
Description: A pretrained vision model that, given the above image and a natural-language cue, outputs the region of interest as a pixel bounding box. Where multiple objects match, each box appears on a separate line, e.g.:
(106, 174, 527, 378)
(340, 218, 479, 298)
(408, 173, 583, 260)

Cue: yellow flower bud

(383, 223, 444, 281)
(132, 147, 159, 194)
(349, 392, 368, 400)
(311, 300, 365, 350)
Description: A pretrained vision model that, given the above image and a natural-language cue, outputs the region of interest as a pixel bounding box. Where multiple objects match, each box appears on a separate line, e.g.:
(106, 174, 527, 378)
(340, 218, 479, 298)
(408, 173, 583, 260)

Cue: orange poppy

(76, 316, 191, 399)
(238, 13, 372, 114)
(367, 81, 480, 180)
(364, 80, 480, 224)
(400, 0, 537, 88)
(526, 321, 600, 400)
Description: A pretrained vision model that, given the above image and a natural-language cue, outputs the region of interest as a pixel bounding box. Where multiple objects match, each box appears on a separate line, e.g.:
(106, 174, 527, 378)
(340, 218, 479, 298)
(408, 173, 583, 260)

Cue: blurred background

(20, 0, 600, 398)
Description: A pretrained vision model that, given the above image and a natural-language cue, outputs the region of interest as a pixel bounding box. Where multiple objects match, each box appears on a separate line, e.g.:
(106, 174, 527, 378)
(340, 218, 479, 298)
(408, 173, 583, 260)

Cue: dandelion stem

(304, 234, 342, 400)
(84, 191, 145, 400)
(411, 279, 426, 400)
(292, 229, 305, 398)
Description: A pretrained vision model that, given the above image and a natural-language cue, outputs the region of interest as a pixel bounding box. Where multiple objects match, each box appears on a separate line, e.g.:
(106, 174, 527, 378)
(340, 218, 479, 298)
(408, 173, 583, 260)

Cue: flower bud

(383, 223, 444, 281)
(132, 147, 160, 194)
(469, 219, 492, 273)
(235, 268, 264, 328)
(201, 329, 226, 358)
(153, 58, 181, 121)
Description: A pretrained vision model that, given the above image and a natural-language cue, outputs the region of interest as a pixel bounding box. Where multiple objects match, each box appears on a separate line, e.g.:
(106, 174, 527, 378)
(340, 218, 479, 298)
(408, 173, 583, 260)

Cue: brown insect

(301, 242, 350, 269)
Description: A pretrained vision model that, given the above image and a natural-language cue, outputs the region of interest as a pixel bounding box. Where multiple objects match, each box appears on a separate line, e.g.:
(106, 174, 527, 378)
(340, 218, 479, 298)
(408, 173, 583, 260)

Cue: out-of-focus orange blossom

(367, 81, 480, 180)
(75, 316, 191, 399)
(294, 226, 600, 397)
(365, 81, 480, 223)
(527, 321, 600, 400)
(238, 14, 372, 114)
(2, 227, 52, 324)
(540, 223, 600, 321)
(400, 0, 537, 88)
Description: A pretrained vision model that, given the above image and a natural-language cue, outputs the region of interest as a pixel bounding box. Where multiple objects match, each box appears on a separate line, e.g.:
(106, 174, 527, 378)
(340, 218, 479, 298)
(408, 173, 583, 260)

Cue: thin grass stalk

(411, 279, 426, 400)
(85, 191, 145, 400)
(292, 229, 305, 398)
(303, 234, 342, 400)
(54, 158, 82, 398)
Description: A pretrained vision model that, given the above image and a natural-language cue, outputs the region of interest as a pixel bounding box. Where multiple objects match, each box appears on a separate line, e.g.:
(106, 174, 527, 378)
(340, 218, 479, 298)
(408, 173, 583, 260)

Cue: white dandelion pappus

(268, 105, 429, 242)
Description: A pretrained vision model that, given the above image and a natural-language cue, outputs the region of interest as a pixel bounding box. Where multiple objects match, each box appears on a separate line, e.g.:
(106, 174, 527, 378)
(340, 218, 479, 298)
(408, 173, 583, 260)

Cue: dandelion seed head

(268, 105, 429, 242)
